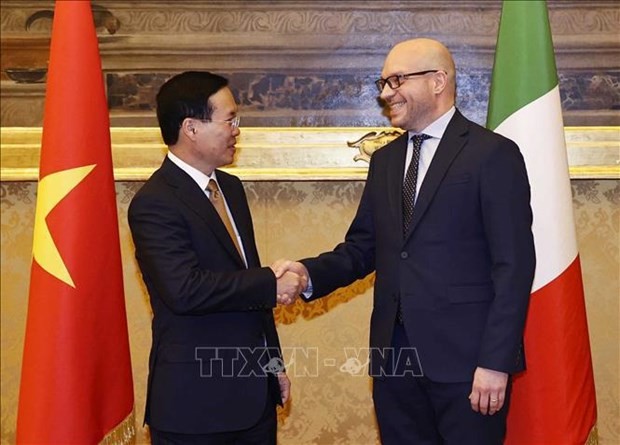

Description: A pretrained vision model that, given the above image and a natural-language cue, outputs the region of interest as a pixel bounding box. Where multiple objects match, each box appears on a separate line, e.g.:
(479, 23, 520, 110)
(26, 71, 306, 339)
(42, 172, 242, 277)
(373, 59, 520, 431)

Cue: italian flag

(487, 1, 597, 445)
(487, 1, 597, 444)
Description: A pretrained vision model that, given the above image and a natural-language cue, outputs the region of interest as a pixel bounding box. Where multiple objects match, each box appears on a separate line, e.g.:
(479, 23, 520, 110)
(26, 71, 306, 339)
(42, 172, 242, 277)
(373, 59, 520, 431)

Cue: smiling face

(178, 87, 240, 175)
(379, 39, 456, 132)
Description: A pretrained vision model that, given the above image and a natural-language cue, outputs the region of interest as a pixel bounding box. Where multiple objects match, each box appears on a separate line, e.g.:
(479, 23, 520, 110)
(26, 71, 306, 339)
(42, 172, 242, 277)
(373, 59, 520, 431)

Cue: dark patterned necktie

(402, 133, 432, 235)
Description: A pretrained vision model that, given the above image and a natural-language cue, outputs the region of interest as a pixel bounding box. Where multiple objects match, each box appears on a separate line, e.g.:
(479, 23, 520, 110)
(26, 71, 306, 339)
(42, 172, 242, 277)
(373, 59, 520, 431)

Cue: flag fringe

(586, 424, 599, 445)
(99, 409, 135, 445)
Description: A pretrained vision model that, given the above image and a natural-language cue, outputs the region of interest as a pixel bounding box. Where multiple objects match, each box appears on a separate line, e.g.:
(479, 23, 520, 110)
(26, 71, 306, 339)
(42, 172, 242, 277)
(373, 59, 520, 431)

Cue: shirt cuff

(301, 277, 313, 300)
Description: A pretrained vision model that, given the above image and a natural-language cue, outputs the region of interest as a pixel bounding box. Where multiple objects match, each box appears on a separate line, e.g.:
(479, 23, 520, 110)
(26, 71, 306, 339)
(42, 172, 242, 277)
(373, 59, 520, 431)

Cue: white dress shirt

(404, 106, 456, 204)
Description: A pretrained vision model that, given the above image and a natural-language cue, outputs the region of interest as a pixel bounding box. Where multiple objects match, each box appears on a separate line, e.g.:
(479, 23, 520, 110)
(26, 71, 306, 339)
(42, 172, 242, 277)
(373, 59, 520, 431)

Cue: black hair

(155, 71, 229, 145)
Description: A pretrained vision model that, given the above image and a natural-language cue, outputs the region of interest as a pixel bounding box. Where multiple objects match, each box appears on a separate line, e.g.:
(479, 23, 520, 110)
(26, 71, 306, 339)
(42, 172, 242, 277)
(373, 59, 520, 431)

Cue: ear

(180, 118, 196, 139)
(432, 71, 448, 95)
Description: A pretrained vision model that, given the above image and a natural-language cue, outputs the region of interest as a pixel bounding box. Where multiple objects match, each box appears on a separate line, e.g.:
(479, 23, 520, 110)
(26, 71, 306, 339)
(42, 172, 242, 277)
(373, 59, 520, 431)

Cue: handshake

(270, 259, 309, 306)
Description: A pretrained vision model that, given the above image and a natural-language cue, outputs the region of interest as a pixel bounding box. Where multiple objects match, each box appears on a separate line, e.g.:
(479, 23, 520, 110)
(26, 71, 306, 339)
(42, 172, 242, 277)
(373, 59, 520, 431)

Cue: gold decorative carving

(1, 126, 618, 181)
(347, 130, 403, 163)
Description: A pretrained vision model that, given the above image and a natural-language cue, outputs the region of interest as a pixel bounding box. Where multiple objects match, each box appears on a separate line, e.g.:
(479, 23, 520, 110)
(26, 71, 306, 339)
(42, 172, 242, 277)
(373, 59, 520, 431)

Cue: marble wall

(1, 1, 618, 444)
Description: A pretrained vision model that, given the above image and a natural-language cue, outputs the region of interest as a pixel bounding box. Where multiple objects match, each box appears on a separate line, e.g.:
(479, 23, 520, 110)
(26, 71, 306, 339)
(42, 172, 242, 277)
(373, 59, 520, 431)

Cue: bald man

(274, 38, 535, 444)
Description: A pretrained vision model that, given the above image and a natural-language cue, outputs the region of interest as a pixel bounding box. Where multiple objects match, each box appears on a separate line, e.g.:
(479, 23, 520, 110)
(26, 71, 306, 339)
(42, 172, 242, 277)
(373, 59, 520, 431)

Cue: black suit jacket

(302, 110, 536, 382)
(128, 158, 281, 434)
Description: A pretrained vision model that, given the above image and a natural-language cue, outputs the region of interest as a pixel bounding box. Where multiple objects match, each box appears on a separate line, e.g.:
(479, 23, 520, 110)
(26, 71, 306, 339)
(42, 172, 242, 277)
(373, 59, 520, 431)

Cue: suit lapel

(216, 172, 260, 268)
(160, 158, 246, 267)
(406, 110, 469, 239)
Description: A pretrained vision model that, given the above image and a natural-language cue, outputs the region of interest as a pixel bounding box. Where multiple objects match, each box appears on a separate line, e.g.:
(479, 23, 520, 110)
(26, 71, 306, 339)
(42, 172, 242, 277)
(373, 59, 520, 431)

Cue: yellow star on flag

(32, 164, 96, 288)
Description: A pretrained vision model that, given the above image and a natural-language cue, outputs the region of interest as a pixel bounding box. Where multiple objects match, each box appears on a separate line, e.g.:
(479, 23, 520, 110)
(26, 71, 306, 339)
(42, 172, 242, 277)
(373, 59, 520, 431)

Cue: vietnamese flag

(487, 1, 597, 444)
(16, 1, 134, 444)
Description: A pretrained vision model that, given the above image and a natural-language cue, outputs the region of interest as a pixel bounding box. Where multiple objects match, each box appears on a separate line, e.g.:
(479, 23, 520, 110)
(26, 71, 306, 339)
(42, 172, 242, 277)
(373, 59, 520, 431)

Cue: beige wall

(1, 179, 618, 444)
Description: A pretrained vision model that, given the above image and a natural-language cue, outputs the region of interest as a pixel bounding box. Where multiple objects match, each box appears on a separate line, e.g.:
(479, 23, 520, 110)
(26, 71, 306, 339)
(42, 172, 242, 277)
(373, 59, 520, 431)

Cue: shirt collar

(408, 106, 456, 140)
(167, 151, 216, 190)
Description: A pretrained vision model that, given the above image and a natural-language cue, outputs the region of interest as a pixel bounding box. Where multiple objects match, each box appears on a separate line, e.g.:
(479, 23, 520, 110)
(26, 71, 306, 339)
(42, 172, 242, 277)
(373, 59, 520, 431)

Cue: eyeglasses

(375, 70, 441, 93)
(196, 115, 240, 129)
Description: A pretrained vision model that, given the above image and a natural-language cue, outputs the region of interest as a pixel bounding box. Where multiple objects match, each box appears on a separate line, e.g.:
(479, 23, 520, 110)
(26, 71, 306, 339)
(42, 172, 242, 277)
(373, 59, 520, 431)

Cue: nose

(380, 83, 395, 101)
(233, 126, 241, 137)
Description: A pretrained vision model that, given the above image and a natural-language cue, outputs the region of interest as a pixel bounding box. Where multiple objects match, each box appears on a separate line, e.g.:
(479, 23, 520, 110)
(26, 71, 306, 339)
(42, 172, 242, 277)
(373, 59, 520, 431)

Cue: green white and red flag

(487, 1, 597, 444)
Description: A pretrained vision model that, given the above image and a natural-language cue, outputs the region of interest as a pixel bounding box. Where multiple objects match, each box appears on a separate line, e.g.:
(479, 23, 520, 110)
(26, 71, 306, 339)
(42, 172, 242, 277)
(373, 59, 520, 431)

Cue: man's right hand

(271, 259, 309, 305)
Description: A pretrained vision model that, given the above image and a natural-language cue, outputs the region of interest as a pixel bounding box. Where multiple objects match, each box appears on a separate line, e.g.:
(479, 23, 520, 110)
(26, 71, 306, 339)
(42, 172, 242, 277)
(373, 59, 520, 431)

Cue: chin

(390, 117, 405, 129)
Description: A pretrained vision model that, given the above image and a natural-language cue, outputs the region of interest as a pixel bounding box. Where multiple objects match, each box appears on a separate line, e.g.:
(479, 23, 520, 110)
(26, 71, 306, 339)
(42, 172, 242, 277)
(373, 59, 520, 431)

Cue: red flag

(16, 1, 134, 443)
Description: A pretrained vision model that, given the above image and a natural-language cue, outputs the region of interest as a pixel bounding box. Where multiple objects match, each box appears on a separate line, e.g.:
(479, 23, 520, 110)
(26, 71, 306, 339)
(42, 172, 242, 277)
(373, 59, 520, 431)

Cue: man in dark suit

(274, 38, 536, 444)
(129, 71, 303, 444)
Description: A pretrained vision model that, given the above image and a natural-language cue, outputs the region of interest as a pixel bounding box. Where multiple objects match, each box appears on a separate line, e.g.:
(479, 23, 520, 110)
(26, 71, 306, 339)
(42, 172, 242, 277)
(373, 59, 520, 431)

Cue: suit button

(400, 251, 409, 259)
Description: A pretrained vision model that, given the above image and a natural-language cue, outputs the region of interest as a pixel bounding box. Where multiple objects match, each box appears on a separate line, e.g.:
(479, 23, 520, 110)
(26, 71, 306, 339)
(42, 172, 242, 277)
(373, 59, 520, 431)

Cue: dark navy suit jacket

(129, 158, 281, 434)
(302, 110, 536, 382)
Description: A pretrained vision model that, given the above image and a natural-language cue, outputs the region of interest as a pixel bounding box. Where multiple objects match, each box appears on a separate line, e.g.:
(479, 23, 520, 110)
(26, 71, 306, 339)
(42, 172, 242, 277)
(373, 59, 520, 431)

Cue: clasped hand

(270, 259, 310, 305)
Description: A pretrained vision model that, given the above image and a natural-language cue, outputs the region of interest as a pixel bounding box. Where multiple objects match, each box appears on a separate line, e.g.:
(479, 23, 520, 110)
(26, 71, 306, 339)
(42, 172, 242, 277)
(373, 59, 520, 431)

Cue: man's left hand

(277, 372, 291, 405)
(468, 367, 508, 415)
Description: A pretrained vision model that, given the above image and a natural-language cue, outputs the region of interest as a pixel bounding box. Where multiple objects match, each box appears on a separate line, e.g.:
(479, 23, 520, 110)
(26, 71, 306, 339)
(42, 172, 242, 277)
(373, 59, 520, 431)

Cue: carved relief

(4, 2, 617, 37)
(550, 7, 620, 34)
(24, 4, 120, 34)
(347, 130, 403, 163)
(63, 5, 620, 36)
(1, 3, 120, 83)
(112, 9, 501, 35)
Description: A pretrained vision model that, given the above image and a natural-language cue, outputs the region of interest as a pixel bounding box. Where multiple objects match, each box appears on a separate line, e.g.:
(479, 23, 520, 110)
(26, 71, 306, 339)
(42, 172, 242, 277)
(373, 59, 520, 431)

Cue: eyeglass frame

(375, 70, 442, 93)
(192, 115, 240, 129)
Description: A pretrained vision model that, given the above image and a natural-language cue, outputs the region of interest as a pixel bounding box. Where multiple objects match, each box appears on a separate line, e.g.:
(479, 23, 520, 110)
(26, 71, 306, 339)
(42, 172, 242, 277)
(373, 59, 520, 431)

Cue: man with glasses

(274, 38, 535, 444)
(129, 71, 304, 444)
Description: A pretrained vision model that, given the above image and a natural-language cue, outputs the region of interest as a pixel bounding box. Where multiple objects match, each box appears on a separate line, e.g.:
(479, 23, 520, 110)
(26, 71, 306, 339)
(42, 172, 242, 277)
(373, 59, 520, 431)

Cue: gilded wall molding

(1, 126, 618, 181)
